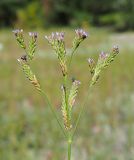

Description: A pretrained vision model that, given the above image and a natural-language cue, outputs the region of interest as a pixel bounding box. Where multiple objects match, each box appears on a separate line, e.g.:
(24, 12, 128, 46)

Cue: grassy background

(0, 27, 134, 160)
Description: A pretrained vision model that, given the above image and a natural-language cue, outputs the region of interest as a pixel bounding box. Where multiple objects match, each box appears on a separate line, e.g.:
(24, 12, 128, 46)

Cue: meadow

(0, 27, 134, 160)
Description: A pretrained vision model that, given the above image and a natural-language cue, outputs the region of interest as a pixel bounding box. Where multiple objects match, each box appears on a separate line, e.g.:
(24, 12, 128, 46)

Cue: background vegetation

(0, 0, 134, 160)
(0, 0, 134, 30)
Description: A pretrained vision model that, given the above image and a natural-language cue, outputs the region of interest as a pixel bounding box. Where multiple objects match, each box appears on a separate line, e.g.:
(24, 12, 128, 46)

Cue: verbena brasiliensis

(13, 29, 119, 160)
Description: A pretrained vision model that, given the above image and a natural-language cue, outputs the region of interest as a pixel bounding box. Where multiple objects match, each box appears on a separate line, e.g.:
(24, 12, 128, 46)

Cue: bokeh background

(0, 0, 134, 160)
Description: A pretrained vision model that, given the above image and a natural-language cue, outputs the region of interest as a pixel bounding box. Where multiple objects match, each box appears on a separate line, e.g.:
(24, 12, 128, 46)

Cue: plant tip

(99, 51, 108, 60)
(29, 32, 38, 39)
(12, 29, 23, 36)
(113, 45, 119, 54)
(75, 29, 88, 39)
(88, 58, 94, 64)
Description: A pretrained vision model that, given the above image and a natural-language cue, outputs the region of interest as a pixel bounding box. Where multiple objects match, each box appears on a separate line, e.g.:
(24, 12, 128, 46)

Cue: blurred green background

(0, 0, 134, 160)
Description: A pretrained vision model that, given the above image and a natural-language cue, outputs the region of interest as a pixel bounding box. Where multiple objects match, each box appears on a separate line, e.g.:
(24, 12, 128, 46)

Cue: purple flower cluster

(99, 51, 109, 60)
(75, 29, 88, 39)
(45, 32, 65, 43)
(12, 29, 23, 37)
(29, 32, 38, 39)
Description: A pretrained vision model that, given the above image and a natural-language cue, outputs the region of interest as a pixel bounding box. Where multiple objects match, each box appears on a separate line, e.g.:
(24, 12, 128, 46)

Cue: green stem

(68, 47, 76, 69)
(40, 90, 67, 139)
(68, 135, 72, 160)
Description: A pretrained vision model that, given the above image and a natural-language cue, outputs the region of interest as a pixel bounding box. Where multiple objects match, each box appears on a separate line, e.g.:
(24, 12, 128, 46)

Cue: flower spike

(28, 32, 38, 60)
(75, 29, 88, 40)
(12, 29, 26, 49)
(18, 57, 41, 91)
(45, 32, 67, 76)
(89, 45, 119, 87)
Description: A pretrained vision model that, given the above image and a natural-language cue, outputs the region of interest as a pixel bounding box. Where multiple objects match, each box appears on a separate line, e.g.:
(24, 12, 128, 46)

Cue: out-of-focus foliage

(99, 0, 134, 31)
(17, 1, 44, 28)
(0, 0, 45, 28)
(0, 0, 28, 27)
(0, 0, 134, 29)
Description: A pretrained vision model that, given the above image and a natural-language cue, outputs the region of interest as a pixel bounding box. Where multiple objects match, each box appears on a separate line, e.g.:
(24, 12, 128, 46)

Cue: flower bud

(28, 32, 38, 60)
(12, 29, 23, 37)
(75, 29, 88, 40)
(99, 51, 109, 60)
(29, 32, 38, 41)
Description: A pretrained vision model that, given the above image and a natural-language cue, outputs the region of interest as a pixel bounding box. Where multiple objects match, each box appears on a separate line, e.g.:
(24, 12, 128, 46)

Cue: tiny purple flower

(113, 45, 119, 54)
(29, 32, 38, 39)
(88, 58, 94, 65)
(113, 45, 119, 50)
(58, 32, 64, 41)
(12, 29, 23, 36)
(75, 29, 88, 39)
(99, 51, 109, 60)
(73, 80, 81, 86)
(45, 32, 65, 43)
